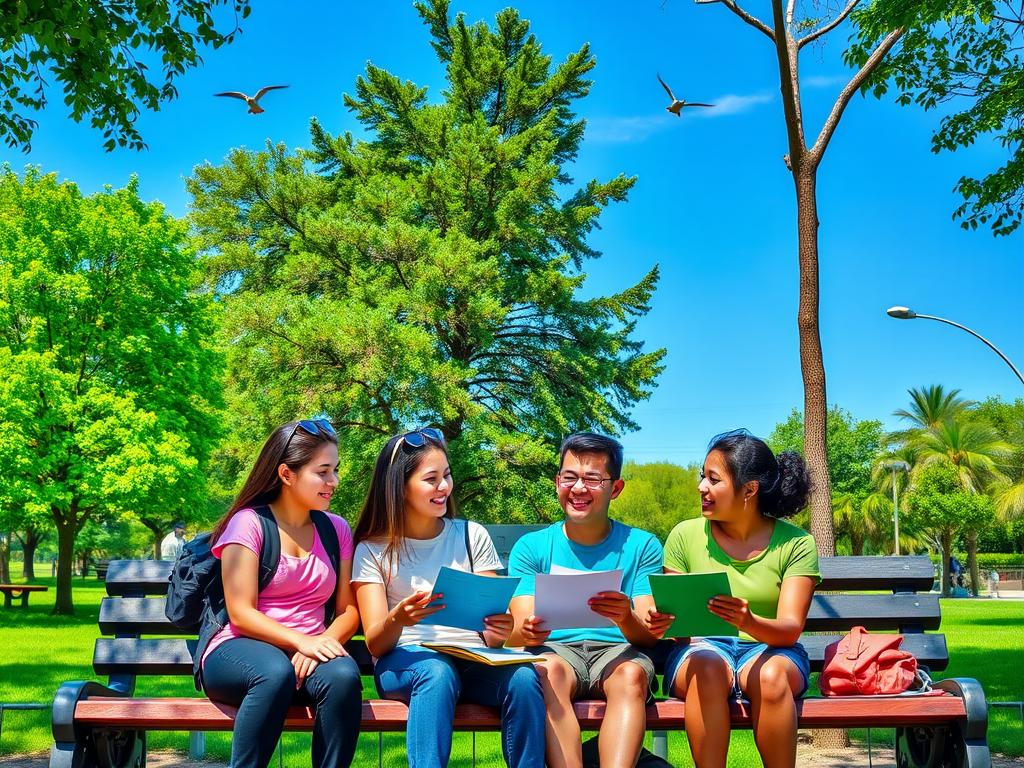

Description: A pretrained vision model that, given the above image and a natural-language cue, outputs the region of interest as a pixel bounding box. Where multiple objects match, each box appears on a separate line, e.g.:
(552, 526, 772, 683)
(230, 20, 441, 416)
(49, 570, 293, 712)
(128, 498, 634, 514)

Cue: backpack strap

(311, 510, 341, 624)
(463, 519, 475, 573)
(252, 505, 281, 593)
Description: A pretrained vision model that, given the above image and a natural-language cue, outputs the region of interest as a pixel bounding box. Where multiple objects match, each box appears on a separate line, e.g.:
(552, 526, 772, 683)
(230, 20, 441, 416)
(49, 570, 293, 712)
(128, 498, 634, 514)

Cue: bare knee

(749, 657, 797, 704)
(536, 656, 575, 700)
(603, 660, 649, 699)
(675, 653, 731, 698)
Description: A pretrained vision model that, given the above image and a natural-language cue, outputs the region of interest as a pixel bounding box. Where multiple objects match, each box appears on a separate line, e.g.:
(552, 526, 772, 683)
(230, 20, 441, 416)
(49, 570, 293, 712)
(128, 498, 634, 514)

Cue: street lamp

(887, 307, 1024, 388)
(881, 460, 910, 555)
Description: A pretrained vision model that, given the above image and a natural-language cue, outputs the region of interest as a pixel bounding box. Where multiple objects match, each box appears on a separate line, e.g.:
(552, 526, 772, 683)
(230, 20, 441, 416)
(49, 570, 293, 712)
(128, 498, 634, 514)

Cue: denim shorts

(663, 636, 811, 698)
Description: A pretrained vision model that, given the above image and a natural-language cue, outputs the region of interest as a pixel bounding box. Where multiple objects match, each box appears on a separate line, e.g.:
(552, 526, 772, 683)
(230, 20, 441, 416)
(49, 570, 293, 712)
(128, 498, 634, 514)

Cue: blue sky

(5, 0, 1022, 467)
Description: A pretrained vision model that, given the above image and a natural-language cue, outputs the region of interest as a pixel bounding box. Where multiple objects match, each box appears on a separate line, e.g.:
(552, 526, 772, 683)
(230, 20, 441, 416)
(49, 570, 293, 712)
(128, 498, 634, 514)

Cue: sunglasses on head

(388, 427, 445, 467)
(280, 419, 336, 462)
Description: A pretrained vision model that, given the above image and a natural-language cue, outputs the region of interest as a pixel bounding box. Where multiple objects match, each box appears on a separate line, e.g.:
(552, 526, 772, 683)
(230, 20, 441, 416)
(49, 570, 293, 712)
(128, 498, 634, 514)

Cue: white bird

(657, 74, 713, 116)
(214, 85, 289, 114)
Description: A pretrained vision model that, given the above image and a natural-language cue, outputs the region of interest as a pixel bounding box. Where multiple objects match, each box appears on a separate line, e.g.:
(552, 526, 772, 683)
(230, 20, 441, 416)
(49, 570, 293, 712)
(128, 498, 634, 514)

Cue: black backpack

(165, 505, 341, 690)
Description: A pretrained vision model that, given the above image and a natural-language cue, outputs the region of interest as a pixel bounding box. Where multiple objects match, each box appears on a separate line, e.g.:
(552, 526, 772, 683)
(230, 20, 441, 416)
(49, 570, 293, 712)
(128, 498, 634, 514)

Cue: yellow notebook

(422, 643, 544, 666)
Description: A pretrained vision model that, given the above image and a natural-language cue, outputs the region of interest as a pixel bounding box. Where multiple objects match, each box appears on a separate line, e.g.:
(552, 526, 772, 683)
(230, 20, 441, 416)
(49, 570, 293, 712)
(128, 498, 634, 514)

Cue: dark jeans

(203, 637, 362, 768)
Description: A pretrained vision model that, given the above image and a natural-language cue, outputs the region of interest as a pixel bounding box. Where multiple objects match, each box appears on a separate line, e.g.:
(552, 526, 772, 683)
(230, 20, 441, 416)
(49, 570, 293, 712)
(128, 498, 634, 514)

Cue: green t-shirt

(662, 518, 820, 637)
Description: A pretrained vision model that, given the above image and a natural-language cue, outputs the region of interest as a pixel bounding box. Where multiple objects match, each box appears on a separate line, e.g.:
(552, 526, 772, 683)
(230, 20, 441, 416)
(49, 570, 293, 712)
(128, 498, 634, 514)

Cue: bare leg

(738, 654, 803, 768)
(598, 660, 649, 768)
(671, 651, 733, 768)
(534, 653, 583, 768)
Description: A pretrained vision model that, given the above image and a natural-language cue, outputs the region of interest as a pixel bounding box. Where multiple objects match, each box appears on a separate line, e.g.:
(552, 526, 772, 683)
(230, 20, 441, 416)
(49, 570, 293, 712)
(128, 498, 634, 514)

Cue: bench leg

(896, 677, 992, 768)
(652, 730, 668, 760)
(188, 731, 205, 760)
(93, 728, 146, 768)
(3, 591, 12, 609)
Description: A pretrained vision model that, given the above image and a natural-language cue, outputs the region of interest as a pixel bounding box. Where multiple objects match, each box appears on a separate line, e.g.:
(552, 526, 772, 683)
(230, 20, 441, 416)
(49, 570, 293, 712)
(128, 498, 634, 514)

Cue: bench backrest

(93, 524, 948, 692)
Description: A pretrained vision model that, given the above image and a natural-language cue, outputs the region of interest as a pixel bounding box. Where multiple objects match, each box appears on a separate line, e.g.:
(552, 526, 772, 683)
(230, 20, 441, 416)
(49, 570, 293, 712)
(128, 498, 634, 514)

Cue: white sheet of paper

(534, 569, 623, 630)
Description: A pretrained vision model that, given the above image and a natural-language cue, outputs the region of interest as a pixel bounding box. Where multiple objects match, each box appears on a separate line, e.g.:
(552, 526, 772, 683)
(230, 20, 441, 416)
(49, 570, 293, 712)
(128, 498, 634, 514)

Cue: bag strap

(252, 505, 281, 594)
(311, 510, 341, 624)
(846, 626, 866, 661)
(463, 519, 475, 573)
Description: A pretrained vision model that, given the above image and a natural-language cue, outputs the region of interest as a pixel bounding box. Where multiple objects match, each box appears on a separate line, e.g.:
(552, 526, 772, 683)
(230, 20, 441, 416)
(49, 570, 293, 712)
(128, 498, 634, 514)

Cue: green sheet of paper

(649, 572, 738, 638)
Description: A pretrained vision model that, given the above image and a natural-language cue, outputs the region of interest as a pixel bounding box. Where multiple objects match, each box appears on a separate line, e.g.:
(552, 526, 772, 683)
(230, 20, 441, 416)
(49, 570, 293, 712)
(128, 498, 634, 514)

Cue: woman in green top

(646, 430, 819, 768)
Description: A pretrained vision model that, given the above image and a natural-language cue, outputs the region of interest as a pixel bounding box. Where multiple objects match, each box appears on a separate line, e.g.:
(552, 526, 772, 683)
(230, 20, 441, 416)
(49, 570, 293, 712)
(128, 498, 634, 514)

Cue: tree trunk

(140, 518, 163, 559)
(940, 530, 952, 598)
(794, 168, 835, 557)
(851, 532, 864, 556)
(967, 529, 980, 597)
(0, 532, 10, 583)
(20, 526, 41, 581)
(53, 512, 77, 616)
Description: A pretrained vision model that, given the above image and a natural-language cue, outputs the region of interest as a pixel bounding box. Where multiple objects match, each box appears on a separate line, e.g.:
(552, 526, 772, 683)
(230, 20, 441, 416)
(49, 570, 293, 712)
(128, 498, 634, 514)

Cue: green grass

(1, 577, 1020, 765)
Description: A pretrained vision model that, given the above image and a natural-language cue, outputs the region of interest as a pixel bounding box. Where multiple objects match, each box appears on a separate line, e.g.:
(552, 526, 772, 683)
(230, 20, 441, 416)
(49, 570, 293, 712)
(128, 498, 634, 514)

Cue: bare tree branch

(694, 0, 776, 41)
(809, 29, 904, 162)
(797, 0, 861, 49)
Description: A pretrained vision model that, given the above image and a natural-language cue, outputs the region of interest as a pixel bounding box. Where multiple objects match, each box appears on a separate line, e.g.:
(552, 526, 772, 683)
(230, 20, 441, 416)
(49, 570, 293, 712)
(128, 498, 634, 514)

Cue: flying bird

(214, 85, 289, 114)
(657, 74, 713, 116)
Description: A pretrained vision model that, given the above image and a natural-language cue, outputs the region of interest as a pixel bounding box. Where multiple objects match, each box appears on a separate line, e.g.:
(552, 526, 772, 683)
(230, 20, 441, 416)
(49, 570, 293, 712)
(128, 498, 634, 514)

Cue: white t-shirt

(352, 518, 503, 651)
(161, 532, 183, 560)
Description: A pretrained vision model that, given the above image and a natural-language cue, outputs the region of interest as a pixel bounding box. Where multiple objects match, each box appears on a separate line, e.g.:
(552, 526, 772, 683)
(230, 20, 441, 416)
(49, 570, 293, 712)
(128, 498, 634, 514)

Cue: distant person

(950, 556, 964, 589)
(988, 569, 1000, 599)
(202, 420, 362, 768)
(508, 433, 664, 768)
(646, 429, 819, 768)
(160, 521, 186, 560)
(351, 428, 545, 768)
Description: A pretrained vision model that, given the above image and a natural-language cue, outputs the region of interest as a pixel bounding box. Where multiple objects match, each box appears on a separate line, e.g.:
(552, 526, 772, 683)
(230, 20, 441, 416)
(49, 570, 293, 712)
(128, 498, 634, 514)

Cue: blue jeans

(374, 644, 545, 768)
(203, 637, 362, 768)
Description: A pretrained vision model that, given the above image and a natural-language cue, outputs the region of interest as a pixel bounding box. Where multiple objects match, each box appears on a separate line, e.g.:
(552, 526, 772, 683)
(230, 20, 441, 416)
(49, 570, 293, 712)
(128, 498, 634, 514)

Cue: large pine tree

(189, 0, 665, 522)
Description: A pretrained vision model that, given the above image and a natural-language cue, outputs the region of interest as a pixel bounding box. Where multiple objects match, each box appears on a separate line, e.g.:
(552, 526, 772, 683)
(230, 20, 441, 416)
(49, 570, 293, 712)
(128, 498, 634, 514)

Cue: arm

(474, 570, 514, 648)
(353, 580, 442, 658)
(642, 564, 682, 639)
(323, 558, 360, 644)
(707, 575, 816, 647)
(589, 591, 662, 648)
(509, 594, 550, 647)
(221, 543, 345, 660)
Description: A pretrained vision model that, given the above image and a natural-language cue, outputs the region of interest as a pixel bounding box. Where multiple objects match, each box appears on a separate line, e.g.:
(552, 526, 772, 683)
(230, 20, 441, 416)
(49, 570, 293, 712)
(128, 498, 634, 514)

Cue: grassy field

(1, 575, 1021, 766)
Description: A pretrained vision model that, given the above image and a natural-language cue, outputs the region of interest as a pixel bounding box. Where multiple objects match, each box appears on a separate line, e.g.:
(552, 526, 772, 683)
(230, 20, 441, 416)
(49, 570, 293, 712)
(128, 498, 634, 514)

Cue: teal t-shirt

(509, 520, 664, 644)
(662, 517, 820, 639)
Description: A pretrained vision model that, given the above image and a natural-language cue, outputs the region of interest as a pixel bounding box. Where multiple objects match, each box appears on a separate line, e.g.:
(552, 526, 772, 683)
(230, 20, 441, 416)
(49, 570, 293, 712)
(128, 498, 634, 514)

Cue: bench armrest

(933, 677, 988, 741)
(52, 681, 130, 744)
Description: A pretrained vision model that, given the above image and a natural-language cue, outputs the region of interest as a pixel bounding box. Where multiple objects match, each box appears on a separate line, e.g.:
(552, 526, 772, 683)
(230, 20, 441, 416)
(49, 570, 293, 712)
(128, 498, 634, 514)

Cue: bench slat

(105, 561, 173, 596)
(804, 593, 941, 632)
(94, 633, 948, 678)
(817, 556, 934, 592)
(73, 694, 966, 732)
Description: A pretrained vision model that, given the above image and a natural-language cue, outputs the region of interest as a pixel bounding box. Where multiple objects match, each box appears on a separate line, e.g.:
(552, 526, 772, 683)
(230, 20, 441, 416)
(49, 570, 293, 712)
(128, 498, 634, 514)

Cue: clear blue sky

(5, 0, 1021, 467)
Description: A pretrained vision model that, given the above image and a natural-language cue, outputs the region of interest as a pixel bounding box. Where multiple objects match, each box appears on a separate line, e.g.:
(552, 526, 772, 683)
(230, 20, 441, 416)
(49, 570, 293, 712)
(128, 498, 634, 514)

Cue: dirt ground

(4, 745, 1022, 768)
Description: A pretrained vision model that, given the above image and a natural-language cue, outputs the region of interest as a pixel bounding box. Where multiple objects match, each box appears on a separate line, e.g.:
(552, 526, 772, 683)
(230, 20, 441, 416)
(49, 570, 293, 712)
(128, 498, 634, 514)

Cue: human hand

(389, 590, 444, 628)
(291, 651, 319, 689)
(482, 613, 514, 647)
(708, 595, 752, 631)
(588, 590, 633, 626)
(521, 614, 552, 647)
(295, 633, 347, 663)
(643, 605, 676, 640)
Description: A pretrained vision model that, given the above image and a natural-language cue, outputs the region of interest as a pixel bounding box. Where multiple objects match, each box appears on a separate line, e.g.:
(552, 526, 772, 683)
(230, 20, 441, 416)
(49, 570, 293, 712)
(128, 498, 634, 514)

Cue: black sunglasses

(280, 419, 337, 462)
(388, 427, 445, 467)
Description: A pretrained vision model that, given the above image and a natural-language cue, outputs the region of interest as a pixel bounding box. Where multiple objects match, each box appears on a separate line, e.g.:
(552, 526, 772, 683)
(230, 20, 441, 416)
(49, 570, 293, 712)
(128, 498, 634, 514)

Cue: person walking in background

(160, 521, 186, 560)
(351, 427, 545, 768)
(200, 420, 363, 768)
(646, 429, 819, 768)
(508, 433, 664, 768)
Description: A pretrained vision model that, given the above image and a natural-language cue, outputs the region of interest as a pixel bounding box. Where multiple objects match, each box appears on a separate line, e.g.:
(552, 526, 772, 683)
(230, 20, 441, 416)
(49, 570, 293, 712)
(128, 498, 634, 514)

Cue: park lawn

(1, 577, 1020, 765)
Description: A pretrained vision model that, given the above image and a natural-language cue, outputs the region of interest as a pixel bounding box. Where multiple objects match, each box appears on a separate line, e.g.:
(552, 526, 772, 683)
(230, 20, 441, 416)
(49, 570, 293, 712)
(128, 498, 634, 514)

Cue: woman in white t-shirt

(352, 428, 545, 768)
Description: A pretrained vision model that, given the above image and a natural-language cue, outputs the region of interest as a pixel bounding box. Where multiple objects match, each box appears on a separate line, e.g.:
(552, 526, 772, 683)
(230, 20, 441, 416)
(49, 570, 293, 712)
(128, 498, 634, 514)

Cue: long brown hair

(352, 431, 457, 574)
(211, 421, 339, 545)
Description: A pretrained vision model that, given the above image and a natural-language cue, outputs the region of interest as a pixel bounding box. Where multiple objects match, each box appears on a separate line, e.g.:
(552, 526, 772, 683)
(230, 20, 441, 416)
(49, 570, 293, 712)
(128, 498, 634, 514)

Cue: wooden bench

(49, 536, 990, 768)
(0, 584, 48, 609)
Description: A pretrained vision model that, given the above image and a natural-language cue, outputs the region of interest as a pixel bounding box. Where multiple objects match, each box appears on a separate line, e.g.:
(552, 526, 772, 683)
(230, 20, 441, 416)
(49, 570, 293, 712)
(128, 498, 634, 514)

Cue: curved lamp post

(881, 460, 911, 555)
(886, 307, 1024, 388)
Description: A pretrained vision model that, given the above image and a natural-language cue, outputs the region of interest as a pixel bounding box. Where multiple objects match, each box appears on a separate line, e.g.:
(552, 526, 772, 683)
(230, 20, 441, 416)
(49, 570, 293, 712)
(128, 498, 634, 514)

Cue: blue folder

(420, 567, 521, 632)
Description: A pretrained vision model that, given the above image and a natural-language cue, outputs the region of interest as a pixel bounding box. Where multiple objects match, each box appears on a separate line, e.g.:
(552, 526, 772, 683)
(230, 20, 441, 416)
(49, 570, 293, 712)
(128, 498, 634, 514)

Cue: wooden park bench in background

(49, 525, 991, 768)
(0, 584, 48, 609)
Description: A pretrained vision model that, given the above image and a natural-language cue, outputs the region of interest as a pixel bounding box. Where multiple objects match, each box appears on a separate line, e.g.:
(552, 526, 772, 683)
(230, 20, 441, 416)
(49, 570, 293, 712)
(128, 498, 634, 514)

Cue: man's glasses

(280, 419, 336, 463)
(389, 427, 445, 467)
(556, 473, 612, 490)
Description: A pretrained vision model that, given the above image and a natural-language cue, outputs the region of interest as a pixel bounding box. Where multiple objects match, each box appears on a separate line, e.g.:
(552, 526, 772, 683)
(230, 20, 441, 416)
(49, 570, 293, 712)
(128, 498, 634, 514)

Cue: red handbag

(818, 626, 918, 696)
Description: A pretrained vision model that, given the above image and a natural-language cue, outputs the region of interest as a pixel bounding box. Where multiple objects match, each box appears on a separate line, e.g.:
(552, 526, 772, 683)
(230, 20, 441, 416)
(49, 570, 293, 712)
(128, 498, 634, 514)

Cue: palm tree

(915, 418, 1011, 594)
(893, 385, 974, 434)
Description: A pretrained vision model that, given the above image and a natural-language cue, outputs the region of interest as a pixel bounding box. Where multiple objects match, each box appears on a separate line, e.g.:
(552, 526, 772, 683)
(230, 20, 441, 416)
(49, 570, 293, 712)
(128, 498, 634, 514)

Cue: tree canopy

(0, 166, 224, 613)
(0, 0, 251, 152)
(188, 0, 665, 524)
(612, 461, 701, 543)
(849, 0, 1024, 236)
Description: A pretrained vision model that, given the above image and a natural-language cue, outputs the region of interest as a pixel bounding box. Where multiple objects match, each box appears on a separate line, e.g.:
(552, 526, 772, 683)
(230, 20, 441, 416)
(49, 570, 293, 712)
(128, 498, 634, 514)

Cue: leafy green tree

(906, 463, 995, 596)
(188, 0, 665, 524)
(0, 167, 224, 613)
(849, 1, 1024, 235)
(0, 0, 252, 152)
(966, 396, 1024, 520)
(613, 461, 701, 542)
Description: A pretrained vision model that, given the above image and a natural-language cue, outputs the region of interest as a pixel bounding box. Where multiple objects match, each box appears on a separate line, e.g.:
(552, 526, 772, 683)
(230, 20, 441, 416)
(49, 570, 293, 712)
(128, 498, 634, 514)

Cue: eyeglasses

(280, 419, 336, 463)
(388, 427, 445, 467)
(556, 473, 613, 490)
